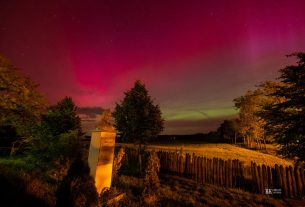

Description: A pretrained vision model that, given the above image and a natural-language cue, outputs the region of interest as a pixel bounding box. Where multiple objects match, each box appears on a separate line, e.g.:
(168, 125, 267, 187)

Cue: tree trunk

(263, 137, 267, 150)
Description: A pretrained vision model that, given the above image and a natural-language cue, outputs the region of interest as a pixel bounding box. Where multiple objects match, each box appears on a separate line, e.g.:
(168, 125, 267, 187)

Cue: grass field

(116, 143, 293, 167)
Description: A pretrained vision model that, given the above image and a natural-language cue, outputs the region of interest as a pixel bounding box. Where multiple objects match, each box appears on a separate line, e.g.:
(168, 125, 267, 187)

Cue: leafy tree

(113, 80, 164, 144)
(113, 80, 164, 174)
(260, 53, 305, 161)
(29, 129, 82, 172)
(29, 97, 83, 173)
(234, 90, 265, 148)
(42, 96, 82, 137)
(0, 55, 47, 154)
(217, 119, 240, 144)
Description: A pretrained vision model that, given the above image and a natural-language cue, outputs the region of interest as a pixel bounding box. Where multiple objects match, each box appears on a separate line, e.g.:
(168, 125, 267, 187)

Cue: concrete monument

(88, 109, 116, 194)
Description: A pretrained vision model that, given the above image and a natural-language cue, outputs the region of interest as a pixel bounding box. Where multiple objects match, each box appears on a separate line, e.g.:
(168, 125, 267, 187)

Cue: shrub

(142, 152, 160, 206)
(112, 148, 125, 179)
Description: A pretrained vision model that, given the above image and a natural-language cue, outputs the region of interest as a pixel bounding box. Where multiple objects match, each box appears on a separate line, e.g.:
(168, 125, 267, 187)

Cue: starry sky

(1, 0, 305, 134)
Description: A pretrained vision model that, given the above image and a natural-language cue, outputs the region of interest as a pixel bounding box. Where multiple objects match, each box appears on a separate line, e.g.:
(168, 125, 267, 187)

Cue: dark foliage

(42, 96, 82, 137)
(0, 55, 47, 154)
(113, 80, 164, 144)
(260, 53, 305, 161)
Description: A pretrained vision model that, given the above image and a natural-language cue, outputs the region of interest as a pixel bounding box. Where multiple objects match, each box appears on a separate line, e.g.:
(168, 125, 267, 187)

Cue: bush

(142, 152, 160, 206)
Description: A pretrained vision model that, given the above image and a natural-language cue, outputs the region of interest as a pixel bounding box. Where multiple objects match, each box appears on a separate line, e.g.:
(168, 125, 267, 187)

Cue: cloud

(77, 106, 104, 118)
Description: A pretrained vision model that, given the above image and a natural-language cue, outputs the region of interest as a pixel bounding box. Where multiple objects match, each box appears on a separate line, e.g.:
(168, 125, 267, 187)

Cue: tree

(260, 53, 305, 161)
(113, 80, 164, 174)
(0, 55, 47, 154)
(234, 90, 265, 148)
(217, 119, 240, 144)
(29, 97, 83, 173)
(42, 96, 82, 137)
(113, 80, 164, 144)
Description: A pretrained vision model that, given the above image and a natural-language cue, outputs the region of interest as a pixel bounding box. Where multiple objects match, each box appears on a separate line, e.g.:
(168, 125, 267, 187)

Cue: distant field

(116, 143, 293, 167)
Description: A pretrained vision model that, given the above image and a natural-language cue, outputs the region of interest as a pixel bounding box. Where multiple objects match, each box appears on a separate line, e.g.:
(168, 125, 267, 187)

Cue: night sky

(1, 0, 305, 134)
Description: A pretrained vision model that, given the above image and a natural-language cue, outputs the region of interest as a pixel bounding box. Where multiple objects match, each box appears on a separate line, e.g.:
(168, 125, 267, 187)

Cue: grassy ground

(116, 143, 293, 167)
(111, 174, 299, 207)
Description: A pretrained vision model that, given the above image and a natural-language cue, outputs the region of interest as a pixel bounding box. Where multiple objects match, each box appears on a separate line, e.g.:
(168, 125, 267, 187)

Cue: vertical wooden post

(212, 158, 215, 184)
(289, 166, 297, 197)
(200, 157, 204, 183)
(250, 161, 254, 180)
(196, 156, 200, 182)
(235, 160, 239, 188)
(215, 158, 219, 185)
(191, 154, 194, 179)
(228, 159, 232, 188)
(171, 152, 174, 172)
(232, 160, 235, 188)
(219, 159, 223, 186)
(210, 158, 213, 184)
(185, 153, 188, 175)
(188, 154, 192, 177)
(239, 161, 244, 190)
(208, 159, 212, 183)
(300, 168, 305, 195)
(197, 156, 201, 182)
(179, 155, 184, 174)
(286, 166, 293, 197)
(267, 166, 272, 189)
(203, 157, 206, 183)
(262, 165, 268, 192)
(275, 164, 282, 191)
(224, 160, 229, 187)
(280, 165, 288, 197)
(257, 165, 263, 194)
(294, 166, 303, 197)
(167, 152, 170, 172)
(253, 163, 260, 193)
(193, 155, 197, 180)
(207, 158, 210, 183)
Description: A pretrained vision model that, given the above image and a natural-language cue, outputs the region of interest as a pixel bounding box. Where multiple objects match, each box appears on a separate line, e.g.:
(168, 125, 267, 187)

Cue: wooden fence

(122, 148, 305, 198)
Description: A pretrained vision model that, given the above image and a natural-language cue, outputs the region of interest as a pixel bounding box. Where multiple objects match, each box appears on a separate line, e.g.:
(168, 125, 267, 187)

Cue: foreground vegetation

(108, 174, 292, 207)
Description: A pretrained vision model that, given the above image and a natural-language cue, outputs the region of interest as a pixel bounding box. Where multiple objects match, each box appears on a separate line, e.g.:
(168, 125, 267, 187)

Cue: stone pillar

(87, 109, 116, 194)
(88, 130, 116, 194)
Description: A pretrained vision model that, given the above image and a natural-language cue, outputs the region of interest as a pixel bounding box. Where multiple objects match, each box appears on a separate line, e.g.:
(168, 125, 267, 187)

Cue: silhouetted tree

(217, 119, 240, 144)
(113, 80, 164, 174)
(260, 53, 305, 161)
(113, 80, 164, 144)
(42, 97, 82, 137)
